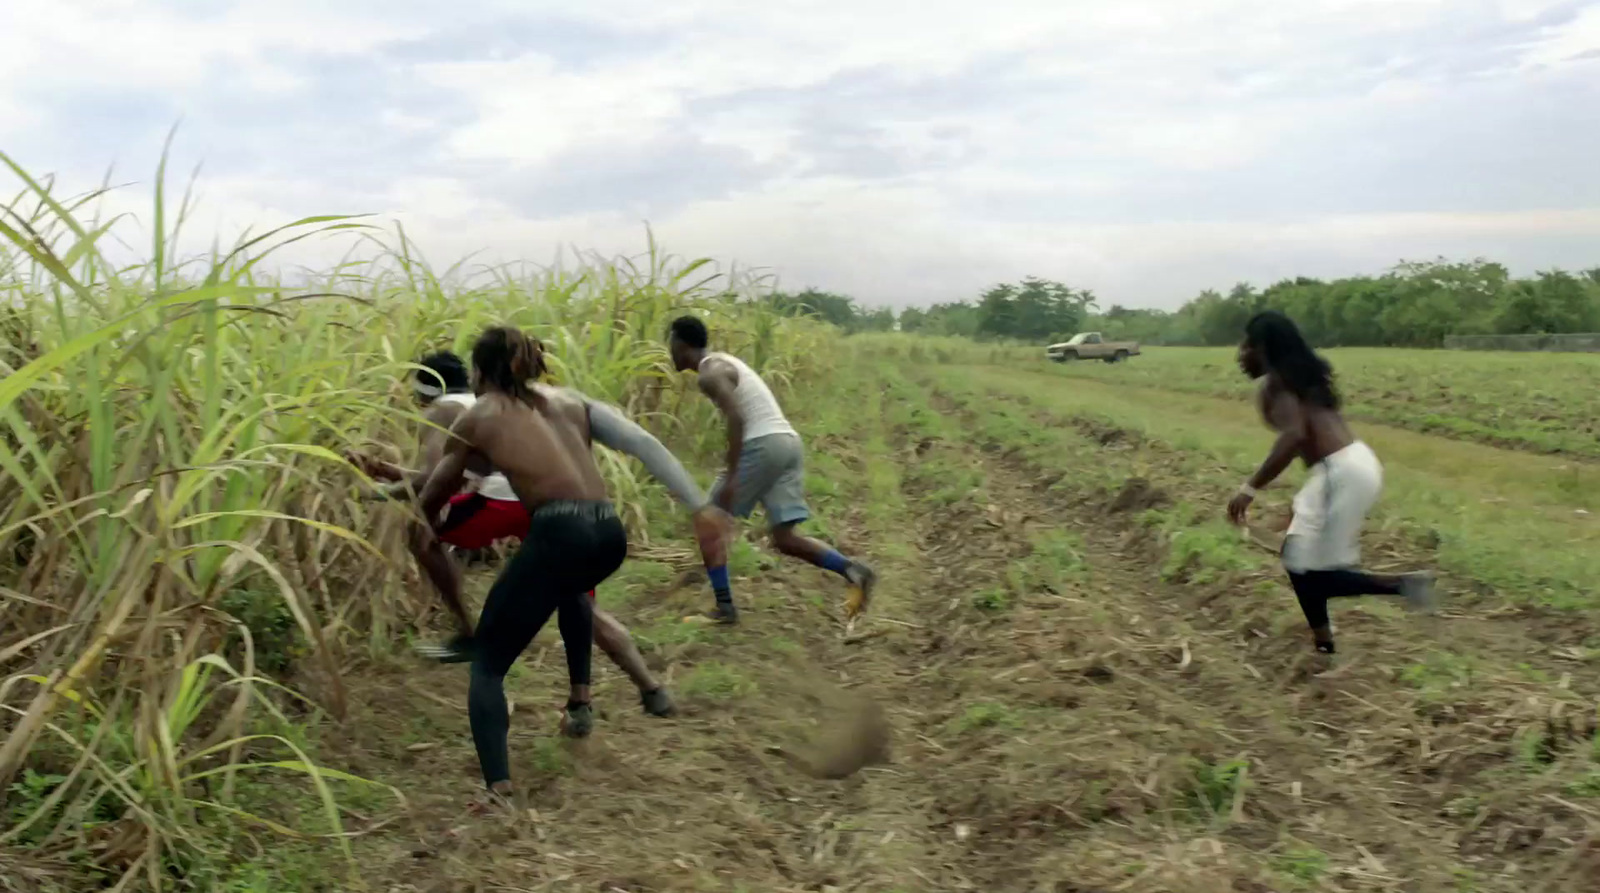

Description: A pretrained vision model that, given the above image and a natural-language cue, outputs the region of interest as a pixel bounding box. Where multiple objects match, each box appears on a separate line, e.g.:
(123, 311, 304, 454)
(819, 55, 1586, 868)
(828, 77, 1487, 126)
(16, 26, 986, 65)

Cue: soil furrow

(922, 370, 1600, 892)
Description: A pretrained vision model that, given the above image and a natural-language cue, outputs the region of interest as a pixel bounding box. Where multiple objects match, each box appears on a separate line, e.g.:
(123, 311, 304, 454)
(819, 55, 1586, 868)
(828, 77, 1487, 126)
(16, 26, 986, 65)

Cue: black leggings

(469, 500, 627, 788)
(1287, 569, 1401, 630)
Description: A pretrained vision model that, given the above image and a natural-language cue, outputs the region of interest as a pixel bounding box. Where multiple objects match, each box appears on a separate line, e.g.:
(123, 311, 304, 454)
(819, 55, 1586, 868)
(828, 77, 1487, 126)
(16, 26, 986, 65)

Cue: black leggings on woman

(468, 500, 627, 788)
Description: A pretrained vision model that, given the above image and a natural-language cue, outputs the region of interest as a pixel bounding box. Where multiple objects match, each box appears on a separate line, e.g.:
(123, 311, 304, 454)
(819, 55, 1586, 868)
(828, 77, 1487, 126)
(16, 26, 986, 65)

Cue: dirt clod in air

(1108, 477, 1170, 513)
(772, 695, 891, 780)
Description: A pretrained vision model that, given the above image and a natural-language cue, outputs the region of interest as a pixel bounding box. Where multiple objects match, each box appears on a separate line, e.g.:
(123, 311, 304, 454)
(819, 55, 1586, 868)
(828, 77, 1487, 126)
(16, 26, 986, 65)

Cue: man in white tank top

(669, 315, 877, 624)
(349, 351, 675, 716)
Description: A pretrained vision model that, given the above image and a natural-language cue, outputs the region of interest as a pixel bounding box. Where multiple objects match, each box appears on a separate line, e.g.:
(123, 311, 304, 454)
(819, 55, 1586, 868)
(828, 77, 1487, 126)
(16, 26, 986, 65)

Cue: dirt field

(189, 348, 1600, 893)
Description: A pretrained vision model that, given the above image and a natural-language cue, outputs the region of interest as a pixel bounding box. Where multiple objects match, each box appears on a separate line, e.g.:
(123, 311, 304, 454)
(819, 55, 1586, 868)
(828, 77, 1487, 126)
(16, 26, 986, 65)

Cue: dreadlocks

(471, 326, 546, 399)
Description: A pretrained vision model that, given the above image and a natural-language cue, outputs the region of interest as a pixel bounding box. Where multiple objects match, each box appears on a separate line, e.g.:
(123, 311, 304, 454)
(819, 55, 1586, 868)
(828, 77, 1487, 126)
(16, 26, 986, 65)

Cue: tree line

(765, 277, 1097, 343)
(765, 258, 1600, 347)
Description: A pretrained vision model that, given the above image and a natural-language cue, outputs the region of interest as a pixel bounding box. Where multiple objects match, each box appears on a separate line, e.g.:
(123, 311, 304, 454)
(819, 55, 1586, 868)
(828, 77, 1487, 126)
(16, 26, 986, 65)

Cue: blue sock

(707, 565, 732, 607)
(818, 549, 851, 577)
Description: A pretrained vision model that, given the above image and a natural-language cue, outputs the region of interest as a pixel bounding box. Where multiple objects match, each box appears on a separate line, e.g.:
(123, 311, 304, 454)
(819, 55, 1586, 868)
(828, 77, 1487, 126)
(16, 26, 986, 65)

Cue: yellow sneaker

(843, 562, 877, 619)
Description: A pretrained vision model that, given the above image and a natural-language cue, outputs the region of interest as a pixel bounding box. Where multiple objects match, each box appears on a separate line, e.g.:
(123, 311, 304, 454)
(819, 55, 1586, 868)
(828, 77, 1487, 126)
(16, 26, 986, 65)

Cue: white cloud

(2, 0, 1598, 309)
(1521, 2, 1600, 63)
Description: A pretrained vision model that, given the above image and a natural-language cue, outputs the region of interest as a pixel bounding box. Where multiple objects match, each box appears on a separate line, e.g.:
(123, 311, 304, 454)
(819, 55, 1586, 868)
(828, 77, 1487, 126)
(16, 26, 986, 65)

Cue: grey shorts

(711, 433, 810, 527)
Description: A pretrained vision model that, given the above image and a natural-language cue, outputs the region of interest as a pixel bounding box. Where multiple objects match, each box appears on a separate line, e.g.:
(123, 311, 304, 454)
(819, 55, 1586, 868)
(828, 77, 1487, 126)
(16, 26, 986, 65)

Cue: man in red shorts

(353, 351, 675, 716)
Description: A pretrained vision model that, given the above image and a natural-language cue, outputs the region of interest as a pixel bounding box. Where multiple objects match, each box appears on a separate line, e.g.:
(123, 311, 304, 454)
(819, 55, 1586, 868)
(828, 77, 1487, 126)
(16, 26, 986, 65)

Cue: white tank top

(434, 393, 519, 502)
(700, 352, 796, 442)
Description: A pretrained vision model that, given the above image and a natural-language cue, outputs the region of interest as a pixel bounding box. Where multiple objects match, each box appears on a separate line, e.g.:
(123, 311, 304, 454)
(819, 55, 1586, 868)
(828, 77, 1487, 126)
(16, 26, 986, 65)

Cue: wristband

(1237, 483, 1257, 498)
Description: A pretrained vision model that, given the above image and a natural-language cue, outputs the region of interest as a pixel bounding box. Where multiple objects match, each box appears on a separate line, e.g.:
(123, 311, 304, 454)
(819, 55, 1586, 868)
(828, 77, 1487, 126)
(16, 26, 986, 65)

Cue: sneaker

(415, 633, 477, 664)
(562, 702, 594, 739)
(1308, 649, 1339, 677)
(640, 687, 676, 717)
(844, 561, 878, 619)
(1401, 572, 1437, 615)
(687, 602, 739, 625)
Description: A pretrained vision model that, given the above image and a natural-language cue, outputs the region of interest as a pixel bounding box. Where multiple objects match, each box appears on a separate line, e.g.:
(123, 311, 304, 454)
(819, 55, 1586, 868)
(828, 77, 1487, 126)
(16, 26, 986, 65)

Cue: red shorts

(436, 494, 596, 601)
(436, 494, 529, 550)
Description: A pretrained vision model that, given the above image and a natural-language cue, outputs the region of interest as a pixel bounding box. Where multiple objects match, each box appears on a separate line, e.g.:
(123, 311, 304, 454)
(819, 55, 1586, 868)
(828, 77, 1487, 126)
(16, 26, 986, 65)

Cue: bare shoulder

(698, 356, 739, 390)
(540, 384, 588, 410)
(1257, 374, 1282, 404)
(450, 396, 501, 439)
(536, 385, 593, 425)
(423, 401, 464, 427)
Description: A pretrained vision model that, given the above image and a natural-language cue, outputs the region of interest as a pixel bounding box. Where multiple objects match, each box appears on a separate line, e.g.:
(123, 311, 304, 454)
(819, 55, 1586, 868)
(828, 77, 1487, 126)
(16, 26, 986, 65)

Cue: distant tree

(899, 306, 928, 332)
(920, 301, 982, 337)
(766, 288, 859, 328)
(975, 277, 1097, 341)
(858, 306, 896, 332)
(1492, 270, 1600, 335)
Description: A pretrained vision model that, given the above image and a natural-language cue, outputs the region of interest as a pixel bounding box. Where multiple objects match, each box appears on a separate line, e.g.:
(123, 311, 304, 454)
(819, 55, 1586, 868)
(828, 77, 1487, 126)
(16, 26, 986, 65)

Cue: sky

(2, 0, 1599, 310)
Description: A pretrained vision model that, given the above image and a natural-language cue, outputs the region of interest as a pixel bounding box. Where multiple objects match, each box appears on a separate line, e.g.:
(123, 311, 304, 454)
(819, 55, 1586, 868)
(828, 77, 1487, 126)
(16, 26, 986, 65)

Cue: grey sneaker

(1401, 572, 1438, 614)
(641, 687, 676, 717)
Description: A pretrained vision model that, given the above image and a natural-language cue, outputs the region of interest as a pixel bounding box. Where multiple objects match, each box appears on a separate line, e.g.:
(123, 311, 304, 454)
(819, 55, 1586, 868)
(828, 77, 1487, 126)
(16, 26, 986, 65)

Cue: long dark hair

(1245, 311, 1339, 409)
(471, 325, 546, 400)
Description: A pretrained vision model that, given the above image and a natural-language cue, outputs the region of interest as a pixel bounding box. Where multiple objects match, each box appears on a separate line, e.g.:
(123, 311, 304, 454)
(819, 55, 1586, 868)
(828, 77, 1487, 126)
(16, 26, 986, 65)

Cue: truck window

(1086, 333, 1101, 344)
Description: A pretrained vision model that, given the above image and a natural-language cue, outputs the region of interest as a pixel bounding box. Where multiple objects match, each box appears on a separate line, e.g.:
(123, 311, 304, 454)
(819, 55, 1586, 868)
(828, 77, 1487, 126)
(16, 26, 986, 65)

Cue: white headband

(413, 381, 443, 398)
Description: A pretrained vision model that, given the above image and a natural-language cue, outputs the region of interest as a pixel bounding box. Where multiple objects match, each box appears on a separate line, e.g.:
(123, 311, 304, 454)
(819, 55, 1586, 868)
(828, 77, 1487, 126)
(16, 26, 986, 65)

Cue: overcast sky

(3, 1, 1599, 309)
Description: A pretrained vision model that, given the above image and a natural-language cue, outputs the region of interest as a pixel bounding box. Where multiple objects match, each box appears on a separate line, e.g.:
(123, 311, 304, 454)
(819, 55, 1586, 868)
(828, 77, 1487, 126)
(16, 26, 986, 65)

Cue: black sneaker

(562, 702, 594, 738)
(640, 687, 676, 717)
(415, 633, 477, 664)
(705, 602, 739, 625)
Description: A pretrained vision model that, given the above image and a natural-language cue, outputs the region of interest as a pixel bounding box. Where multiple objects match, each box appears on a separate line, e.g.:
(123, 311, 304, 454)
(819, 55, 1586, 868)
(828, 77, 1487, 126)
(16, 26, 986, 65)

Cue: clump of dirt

(1107, 477, 1170, 513)
(1074, 419, 1141, 448)
(773, 695, 892, 779)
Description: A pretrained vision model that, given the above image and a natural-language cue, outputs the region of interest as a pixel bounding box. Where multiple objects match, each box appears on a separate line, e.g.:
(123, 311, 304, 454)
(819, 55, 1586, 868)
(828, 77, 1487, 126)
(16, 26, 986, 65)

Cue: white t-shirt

(699, 352, 797, 442)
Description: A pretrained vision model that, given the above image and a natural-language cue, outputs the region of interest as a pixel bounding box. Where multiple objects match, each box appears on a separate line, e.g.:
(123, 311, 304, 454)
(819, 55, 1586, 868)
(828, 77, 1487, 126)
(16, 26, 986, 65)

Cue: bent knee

(769, 525, 803, 552)
(468, 656, 504, 684)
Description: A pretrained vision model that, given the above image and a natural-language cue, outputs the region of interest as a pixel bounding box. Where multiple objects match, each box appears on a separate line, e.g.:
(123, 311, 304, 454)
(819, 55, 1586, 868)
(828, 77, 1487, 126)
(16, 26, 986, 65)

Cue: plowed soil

(293, 358, 1600, 893)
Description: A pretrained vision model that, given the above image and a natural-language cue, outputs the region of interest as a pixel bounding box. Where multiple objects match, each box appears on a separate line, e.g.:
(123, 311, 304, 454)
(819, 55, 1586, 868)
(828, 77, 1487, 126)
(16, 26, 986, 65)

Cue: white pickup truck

(1045, 332, 1141, 363)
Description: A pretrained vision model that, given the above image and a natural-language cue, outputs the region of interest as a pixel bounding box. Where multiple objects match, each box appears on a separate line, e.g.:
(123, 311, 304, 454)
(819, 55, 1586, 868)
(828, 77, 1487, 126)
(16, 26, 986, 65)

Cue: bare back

(1258, 375, 1354, 467)
(440, 385, 609, 510)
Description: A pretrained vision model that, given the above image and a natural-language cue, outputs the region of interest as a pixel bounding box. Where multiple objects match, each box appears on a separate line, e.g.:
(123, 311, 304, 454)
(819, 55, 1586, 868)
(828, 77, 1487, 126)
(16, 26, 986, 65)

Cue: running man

(667, 314, 876, 624)
(415, 326, 730, 804)
(1226, 311, 1436, 658)
(353, 350, 707, 717)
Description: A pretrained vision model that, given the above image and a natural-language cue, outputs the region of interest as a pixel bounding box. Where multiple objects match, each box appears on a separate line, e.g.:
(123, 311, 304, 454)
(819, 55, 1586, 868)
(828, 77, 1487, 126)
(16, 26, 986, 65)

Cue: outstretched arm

(1248, 389, 1307, 491)
(417, 415, 475, 525)
(372, 404, 460, 499)
(1229, 388, 1306, 524)
(585, 399, 709, 510)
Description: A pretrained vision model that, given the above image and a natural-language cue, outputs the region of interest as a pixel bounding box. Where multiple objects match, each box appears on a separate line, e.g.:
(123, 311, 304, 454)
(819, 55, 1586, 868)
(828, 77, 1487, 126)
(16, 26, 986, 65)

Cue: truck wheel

(1062, 351, 1078, 361)
(1113, 350, 1128, 363)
